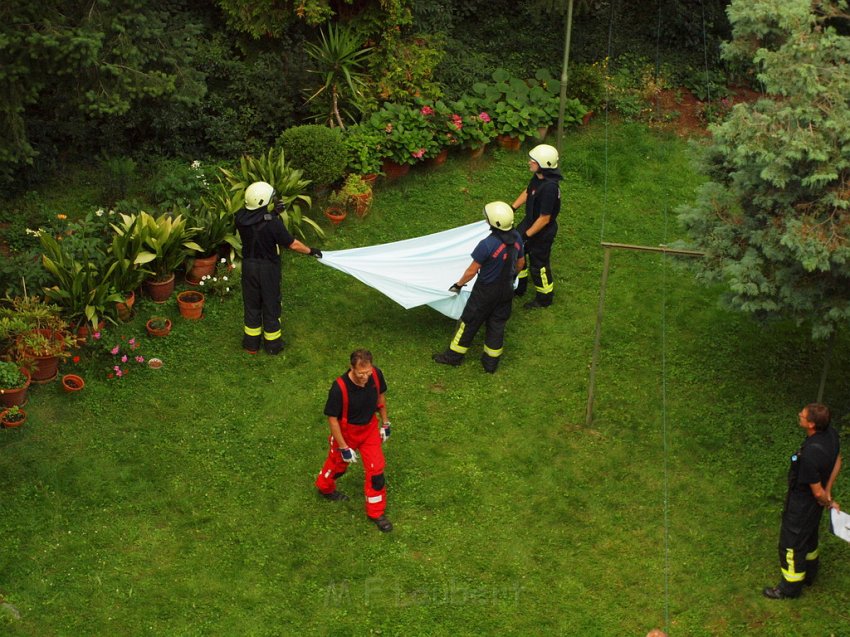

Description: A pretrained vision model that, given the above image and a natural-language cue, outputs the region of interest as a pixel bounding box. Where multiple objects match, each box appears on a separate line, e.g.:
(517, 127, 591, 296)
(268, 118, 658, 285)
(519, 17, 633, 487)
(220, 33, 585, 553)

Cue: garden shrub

(99, 156, 137, 207)
(146, 158, 212, 211)
(277, 125, 348, 189)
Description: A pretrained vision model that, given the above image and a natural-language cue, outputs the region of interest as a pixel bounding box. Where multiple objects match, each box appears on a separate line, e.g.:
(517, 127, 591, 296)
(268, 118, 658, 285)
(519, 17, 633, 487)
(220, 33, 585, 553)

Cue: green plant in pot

(221, 148, 324, 242)
(108, 212, 153, 311)
(339, 174, 373, 217)
(369, 102, 439, 166)
(343, 124, 384, 177)
(185, 178, 242, 280)
(39, 233, 123, 331)
(1, 404, 26, 427)
(0, 360, 29, 407)
(137, 209, 203, 282)
(277, 125, 349, 194)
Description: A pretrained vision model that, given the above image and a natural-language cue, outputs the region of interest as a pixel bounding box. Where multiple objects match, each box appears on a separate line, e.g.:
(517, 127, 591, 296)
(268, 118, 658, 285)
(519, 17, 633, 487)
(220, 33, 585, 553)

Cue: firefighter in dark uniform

(315, 349, 394, 533)
(432, 201, 525, 373)
(763, 402, 842, 599)
(235, 181, 321, 354)
(511, 144, 563, 309)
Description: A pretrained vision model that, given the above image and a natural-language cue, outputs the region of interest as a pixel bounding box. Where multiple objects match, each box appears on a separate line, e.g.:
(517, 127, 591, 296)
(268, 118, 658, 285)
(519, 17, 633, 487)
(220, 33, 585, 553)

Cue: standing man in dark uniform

(432, 201, 525, 373)
(511, 144, 563, 309)
(235, 181, 321, 354)
(764, 402, 842, 599)
(315, 349, 394, 532)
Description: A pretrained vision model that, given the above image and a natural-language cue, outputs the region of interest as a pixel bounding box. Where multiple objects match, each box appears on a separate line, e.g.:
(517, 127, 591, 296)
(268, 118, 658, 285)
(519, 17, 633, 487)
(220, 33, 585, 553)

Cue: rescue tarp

(319, 220, 491, 319)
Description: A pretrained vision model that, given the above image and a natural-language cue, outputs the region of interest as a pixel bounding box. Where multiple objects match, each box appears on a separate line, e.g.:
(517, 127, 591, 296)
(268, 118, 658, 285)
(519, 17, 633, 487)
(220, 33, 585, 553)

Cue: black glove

(309, 247, 323, 259)
(448, 283, 464, 294)
(520, 231, 529, 242)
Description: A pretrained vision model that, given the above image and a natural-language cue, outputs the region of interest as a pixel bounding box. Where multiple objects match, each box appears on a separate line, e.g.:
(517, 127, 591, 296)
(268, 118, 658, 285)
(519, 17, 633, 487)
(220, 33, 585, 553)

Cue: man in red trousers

(315, 349, 393, 532)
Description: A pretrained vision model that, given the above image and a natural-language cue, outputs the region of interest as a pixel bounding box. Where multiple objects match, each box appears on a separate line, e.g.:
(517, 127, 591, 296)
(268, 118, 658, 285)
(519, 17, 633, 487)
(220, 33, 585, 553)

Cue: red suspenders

(335, 368, 381, 426)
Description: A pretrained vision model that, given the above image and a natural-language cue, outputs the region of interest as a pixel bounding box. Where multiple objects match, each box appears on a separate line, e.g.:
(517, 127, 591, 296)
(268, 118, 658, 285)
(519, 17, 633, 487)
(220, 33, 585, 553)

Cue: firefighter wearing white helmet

(433, 201, 525, 373)
(511, 144, 563, 308)
(235, 181, 323, 354)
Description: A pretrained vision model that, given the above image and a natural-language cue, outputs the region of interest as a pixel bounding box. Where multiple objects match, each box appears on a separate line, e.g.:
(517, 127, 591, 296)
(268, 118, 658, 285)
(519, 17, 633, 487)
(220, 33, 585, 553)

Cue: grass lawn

(1, 122, 848, 636)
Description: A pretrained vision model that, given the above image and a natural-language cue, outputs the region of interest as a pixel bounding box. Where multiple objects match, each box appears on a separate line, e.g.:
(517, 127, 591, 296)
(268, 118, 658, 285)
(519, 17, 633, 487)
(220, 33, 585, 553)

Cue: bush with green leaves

(277, 126, 348, 189)
(0, 361, 26, 389)
(147, 159, 212, 211)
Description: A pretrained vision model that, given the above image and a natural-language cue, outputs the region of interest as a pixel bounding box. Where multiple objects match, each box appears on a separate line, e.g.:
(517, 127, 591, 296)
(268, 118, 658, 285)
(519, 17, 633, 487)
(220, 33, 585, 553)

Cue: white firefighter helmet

(244, 181, 275, 211)
(483, 201, 514, 230)
(528, 144, 559, 169)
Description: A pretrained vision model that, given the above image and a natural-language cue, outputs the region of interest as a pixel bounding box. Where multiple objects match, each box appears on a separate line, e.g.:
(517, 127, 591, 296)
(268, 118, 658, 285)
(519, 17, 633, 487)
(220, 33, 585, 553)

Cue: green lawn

(2, 122, 848, 636)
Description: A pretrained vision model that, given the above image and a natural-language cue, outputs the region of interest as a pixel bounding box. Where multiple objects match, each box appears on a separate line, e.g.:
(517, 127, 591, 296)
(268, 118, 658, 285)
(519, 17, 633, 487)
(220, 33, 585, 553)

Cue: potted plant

(176, 290, 205, 320)
(343, 124, 384, 183)
(368, 102, 437, 176)
(61, 373, 85, 393)
(220, 147, 325, 243)
(339, 174, 373, 217)
(39, 232, 123, 333)
(145, 316, 172, 338)
(450, 97, 496, 156)
(198, 260, 237, 301)
(1, 405, 27, 428)
(14, 328, 75, 383)
(117, 210, 202, 303)
(108, 212, 154, 319)
(324, 190, 349, 226)
(0, 360, 30, 407)
(186, 179, 241, 283)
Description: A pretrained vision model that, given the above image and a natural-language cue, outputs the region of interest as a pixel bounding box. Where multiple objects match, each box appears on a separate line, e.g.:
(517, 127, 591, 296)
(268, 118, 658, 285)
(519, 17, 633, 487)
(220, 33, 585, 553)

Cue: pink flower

(128, 338, 136, 346)
(420, 105, 434, 116)
(451, 114, 463, 130)
(111, 345, 120, 355)
(135, 356, 145, 363)
(411, 148, 426, 159)
(121, 355, 128, 363)
(113, 365, 120, 372)
(93, 332, 101, 340)
(116, 369, 123, 377)
(479, 112, 491, 123)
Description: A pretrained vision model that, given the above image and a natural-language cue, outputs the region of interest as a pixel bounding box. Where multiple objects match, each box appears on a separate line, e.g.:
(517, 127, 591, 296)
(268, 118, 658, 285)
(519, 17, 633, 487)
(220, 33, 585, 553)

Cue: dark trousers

(448, 280, 514, 368)
(777, 496, 823, 596)
(241, 258, 283, 351)
(515, 228, 555, 305)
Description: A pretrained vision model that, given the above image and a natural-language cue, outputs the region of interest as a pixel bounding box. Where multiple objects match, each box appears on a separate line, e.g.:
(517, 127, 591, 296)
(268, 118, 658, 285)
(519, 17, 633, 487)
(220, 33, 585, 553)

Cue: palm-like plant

(220, 148, 324, 242)
(304, 23, 374, 129)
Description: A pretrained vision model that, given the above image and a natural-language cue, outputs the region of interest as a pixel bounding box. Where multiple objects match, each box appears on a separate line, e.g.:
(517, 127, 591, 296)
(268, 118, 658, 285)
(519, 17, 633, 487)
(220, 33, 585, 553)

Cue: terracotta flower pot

(324, 205, 347, 226)
(61, 373, 85, 393)
(186, 254, 217, 285)
(496, 134, 522, 151)
(425, 148, 449, 167)
(1, 407, 26, 428)
(116, 290, 136, 322)
(582, 110, 594, 125)
(381, 159, 410, 180)
(75, 320, 105, 346)
(350, 191, 372, 218)
(0, 367, 30, 408)
(17, 329, 64, 383)
(361, 173, 378, 187)
(177, 291, 205, 320)
(468, 144, 487, 159)
(146, 318, 172, 338)
(145, 274, 176, 304)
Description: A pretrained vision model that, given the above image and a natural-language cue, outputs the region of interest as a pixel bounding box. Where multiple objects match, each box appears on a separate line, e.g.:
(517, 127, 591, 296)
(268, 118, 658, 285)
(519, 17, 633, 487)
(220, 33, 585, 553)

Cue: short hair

(350, 349, 373, 367)
(805, 403, 831, 431)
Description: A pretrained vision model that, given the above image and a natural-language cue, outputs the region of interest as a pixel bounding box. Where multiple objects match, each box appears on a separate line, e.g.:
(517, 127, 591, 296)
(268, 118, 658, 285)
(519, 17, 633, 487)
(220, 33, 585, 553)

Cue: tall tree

(678, 0, 850, 339)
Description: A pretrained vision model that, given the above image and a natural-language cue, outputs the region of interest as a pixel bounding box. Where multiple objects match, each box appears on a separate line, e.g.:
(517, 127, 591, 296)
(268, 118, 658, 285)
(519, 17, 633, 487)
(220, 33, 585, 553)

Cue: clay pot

(17, 329, 64, 383)
(468, 145, 487, 159)
(1, 407, 26, 428)
(116, 290, 136, 322)
(425, 148, 449, 167)
(582, 110, 594, 125)
(324, 206, 347, 226)
(186, 254, 218, 285)
(0, 367, 30, 408)
(350, 191, 372, 218)
(177, 291, 205, 320)
(381, 159, 411, 180)
(496, 135, 522, 151)
(146, 318, 172, 338)
(61, 373, 85, 393)
(145, 274, 176, 304)
(361, 173, 378, 187)
(75, 320, 105, 346)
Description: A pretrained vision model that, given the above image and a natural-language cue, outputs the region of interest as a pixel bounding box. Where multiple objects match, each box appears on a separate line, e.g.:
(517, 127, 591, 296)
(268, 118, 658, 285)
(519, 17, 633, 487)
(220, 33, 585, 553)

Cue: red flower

(72, 355, 81, 364)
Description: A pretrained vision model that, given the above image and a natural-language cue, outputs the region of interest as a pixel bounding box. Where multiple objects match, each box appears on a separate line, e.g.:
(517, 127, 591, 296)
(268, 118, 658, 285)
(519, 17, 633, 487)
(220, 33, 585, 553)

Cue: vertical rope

(599, 0, 617, 244)
(661, 207, 671, 634)
(701, 0, 713, 103)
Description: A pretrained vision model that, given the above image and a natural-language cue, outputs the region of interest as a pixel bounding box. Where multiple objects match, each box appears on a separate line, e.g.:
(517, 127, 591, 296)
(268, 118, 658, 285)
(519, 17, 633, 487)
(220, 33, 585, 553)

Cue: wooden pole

(817, 331, 836, 403)
(556, 0, 575, 149)
(586, 246, 611, 426)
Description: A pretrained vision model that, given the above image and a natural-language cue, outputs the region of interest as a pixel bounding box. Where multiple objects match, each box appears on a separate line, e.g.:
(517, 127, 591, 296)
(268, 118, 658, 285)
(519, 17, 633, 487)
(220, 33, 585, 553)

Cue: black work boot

(242, 334, 261, 354)
(480, 353, 500, 373)
(264, 338, 284, 355)
(524, 293, 553, 309)
(432, 350, 463, 366)
(514, 278, 528, 297)
(318, 490, 349, 501)
(369, 514, 393, 532)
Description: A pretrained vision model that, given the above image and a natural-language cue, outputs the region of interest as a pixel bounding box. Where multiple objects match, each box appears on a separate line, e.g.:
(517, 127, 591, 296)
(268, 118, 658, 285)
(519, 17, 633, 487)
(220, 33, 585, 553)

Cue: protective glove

(309, 247, 323, 259)
(340, 447, 358, 463)
(448, 283, 464, 294)
(380, 422, 392, 443)
(520, 231, 529, 242)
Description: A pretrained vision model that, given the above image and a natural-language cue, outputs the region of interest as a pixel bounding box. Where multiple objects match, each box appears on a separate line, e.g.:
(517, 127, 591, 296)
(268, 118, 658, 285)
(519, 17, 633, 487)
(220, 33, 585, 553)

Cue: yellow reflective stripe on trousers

(806, 548, 819, 561)
(517, 268, 529, 280)
(449, 322, 469, 354)
(535, 267, 554, 293)
(483, 345, 503, 357)
(781, 548, 805, 582)
(244, 325, 262, 336)
(264, 329, 282, 340)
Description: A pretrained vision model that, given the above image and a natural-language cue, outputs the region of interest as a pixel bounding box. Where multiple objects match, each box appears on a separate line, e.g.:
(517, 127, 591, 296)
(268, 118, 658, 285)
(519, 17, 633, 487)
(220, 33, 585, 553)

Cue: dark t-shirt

(789, 426, 840, 494)
(522, 174, 561, 241)
(323, 366, 387, 425)
(471, 231, 524, 284)
(235, 209, 295, 263)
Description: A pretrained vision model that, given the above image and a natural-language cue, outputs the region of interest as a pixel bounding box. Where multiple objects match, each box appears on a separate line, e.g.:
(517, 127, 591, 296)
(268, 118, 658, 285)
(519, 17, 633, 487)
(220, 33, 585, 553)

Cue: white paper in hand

(830, 508, 850, 543)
